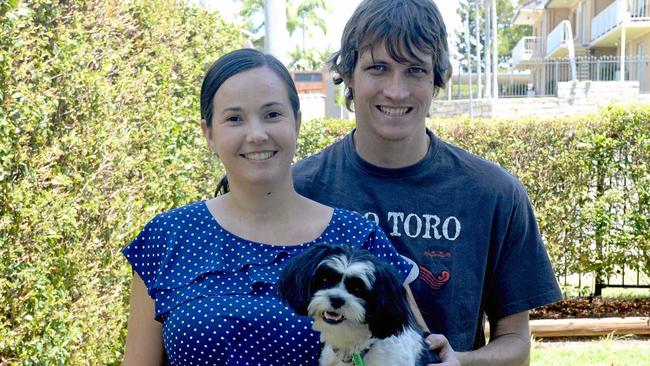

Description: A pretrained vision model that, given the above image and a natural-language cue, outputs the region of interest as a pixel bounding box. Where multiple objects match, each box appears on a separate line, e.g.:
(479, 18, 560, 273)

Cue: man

(293, 0, 563, 364)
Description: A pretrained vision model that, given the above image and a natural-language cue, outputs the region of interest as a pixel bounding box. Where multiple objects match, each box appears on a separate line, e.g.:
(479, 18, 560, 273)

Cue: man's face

(348, 41, 434, 144)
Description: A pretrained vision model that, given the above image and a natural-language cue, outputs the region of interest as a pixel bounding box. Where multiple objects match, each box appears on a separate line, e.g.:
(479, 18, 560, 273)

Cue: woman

(122, 49, 418, 365)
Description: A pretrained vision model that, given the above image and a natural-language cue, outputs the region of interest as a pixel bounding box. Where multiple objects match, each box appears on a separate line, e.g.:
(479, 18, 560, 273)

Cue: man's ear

(343, 75, 353, 89)
(341, 76, 354, 104)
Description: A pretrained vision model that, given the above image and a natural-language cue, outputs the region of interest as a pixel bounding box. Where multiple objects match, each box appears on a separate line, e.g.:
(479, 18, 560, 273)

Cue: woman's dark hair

(328, 0, 453, 111)
(200, 48, 300, 127)
(200, 48, 300, 196)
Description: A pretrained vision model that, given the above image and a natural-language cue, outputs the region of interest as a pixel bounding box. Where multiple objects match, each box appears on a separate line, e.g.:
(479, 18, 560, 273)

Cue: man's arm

(456, 310, 531, 366)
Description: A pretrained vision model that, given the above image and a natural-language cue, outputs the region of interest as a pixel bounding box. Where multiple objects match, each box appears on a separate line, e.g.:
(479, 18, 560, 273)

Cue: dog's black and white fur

(277, 244, 438, 366)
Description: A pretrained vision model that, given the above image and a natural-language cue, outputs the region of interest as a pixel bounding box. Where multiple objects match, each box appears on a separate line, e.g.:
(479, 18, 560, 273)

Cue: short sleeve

(122, 216, 169, 299)
(485, 184, 562, 319)
(363, 224, 419, 285)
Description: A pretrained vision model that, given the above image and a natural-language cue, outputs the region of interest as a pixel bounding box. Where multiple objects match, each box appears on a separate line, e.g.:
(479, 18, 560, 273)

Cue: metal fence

(532, 55, 650, 96)
(558, 267, 650, 297)
(438, 55, 650, 99)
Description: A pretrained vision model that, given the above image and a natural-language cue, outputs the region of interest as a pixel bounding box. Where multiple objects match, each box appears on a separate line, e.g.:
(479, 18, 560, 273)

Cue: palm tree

(238, 0, 328, 44)
(286, 0, 328, 52)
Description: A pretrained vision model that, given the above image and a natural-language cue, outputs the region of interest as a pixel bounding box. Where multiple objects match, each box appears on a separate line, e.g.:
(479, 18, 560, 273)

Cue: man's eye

(225, 116, 242, 123)
(409, 67, 427, 75)
(367, 65, 385, 72)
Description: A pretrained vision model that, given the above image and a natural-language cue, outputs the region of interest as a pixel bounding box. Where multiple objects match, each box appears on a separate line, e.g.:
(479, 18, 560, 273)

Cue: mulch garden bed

(530, 297, 650, 319)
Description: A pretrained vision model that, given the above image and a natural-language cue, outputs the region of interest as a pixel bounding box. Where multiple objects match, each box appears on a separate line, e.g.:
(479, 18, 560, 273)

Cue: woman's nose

(246, 120, 269, 143)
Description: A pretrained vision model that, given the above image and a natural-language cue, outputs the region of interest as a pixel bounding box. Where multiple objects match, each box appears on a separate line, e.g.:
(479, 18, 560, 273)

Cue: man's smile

(377, 105, 413, 116)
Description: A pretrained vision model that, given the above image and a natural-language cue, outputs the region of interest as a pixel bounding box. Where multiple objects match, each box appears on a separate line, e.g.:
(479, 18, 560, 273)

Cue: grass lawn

(531, 335, 650, 366)
(602, 287, 650, 300)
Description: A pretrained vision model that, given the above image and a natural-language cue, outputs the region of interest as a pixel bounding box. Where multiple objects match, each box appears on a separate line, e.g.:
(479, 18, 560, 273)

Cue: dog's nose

(330, 296, 345, 309)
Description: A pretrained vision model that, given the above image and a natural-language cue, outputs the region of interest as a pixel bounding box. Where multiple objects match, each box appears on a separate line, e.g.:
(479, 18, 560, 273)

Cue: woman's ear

(201, 119, 217, 155)
(295, 111, 302, 134)
(201, 119, 211, 141)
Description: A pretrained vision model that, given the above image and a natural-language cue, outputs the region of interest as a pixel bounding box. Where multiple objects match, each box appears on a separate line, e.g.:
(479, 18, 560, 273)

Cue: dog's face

(307, 252, 375, 327)
(277, 244, 410, 340)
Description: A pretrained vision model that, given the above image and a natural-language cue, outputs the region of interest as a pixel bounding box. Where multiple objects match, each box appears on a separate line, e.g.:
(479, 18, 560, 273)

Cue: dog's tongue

(324, 311, 343, 321)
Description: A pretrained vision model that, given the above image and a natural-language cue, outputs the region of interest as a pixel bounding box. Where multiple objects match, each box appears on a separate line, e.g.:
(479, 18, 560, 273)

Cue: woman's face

(202, 66, 300, 188)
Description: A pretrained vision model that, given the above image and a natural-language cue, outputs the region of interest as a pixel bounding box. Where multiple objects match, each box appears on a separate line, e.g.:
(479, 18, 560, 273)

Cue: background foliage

(1, 0, 241, 364)
(434, 108, 650, 283)
(299, 109, 650, 286)
(455, 0, 532, 71)
(1, 0, 649, 364)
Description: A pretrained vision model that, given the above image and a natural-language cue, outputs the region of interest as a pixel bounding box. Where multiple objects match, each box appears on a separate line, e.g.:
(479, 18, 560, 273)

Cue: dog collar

(341, 348, 369, 365)
(351, 353, 365, 366)
(335, 341, 373, 365)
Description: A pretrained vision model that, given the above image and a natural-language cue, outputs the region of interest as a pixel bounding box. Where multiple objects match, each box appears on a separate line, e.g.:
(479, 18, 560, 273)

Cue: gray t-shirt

(293, 129, 562, 351)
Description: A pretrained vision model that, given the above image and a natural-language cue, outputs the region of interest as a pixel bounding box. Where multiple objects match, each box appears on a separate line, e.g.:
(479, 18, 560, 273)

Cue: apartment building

(512, 0, 650, 95)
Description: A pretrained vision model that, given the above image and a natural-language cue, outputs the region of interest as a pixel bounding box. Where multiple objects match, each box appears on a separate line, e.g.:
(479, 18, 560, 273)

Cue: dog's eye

(345, 277, 368, 297)
(315, 268, 341, 289)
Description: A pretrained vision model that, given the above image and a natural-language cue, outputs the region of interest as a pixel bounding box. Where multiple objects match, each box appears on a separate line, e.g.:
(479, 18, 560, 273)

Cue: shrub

(300, 107, 650, 284)
(432, 107, 649, 281)
(1, 0, 648, 363)
(1, 0, 241, 364)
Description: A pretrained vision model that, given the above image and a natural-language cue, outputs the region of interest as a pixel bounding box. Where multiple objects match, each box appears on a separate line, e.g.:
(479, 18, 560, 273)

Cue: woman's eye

(367, 64, 385, 73)
(225, 115, 242, 123)
(266, 111, 282, 119)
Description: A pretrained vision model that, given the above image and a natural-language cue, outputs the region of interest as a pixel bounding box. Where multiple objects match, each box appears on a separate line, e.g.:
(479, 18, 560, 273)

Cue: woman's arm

(123, 273, 164, 366)
(405, 284, 429, 332)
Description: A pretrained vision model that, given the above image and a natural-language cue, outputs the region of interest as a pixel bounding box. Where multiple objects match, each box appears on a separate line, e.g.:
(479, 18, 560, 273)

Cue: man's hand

(425, 333, 460, 366)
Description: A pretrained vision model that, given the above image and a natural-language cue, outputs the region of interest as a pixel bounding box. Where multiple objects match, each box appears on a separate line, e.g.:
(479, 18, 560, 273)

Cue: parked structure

(512, 0, 650, 96)
(292, 70, 328, 94)
(291, 69, 351, 120)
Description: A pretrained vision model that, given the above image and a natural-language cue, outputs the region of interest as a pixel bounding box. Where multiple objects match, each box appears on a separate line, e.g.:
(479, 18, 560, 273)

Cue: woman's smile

(241, 151, 277, 161)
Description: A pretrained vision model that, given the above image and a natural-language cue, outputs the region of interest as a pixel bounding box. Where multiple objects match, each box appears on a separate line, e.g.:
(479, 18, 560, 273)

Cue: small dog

(277, 244, 439, 366)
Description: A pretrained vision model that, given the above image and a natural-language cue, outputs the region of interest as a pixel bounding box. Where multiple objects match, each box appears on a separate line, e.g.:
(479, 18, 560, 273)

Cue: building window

(294, 73, 323, 82)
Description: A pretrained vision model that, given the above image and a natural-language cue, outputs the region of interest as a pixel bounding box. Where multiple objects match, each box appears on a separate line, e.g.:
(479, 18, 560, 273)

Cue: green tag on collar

(352, 353, 365, 366)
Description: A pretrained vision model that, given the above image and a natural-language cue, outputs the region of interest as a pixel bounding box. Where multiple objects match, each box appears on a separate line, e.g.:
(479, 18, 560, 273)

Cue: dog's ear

(276, 244, 335, 315)
(366, 260, 410, 339)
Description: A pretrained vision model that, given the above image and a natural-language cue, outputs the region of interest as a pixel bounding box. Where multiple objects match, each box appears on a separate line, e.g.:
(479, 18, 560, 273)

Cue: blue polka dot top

(123, 201, 415, 366)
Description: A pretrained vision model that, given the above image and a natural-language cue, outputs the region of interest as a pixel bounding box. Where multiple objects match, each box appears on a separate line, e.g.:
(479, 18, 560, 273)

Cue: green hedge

(1, 0, 649, 364)
(298, 110, 650, 282)
(433, 108, 649, 283)
(1, 0, 241, 364)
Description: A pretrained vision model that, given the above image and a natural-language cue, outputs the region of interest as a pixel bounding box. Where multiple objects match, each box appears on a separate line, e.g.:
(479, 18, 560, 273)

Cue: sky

(197, 0, 462, 62)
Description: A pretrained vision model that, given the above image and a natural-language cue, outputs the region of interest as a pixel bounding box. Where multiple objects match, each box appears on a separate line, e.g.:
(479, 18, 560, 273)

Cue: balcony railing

(591, 0, 650, 43)
(547, 20, 571, 57)
(592, 0, 628, 42)
(512, 37, 541, 67)
(437, 55, 650, 99)
(629, 0, 650, 19)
